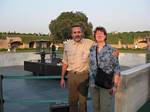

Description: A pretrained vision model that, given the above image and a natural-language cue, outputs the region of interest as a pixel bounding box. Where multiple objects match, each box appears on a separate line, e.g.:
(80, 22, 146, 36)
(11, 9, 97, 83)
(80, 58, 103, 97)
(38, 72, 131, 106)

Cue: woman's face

(95, 30, 106, 43)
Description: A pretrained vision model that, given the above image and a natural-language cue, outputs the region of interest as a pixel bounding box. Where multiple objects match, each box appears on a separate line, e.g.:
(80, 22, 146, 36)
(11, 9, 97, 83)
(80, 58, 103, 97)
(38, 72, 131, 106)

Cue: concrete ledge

(116, 63, 150, 112)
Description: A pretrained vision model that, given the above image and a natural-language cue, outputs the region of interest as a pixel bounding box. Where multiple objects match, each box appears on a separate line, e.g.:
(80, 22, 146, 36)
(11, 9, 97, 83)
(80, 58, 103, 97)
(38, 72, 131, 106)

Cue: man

(51, 43, 56, 60)
(60, 24, 94, 112)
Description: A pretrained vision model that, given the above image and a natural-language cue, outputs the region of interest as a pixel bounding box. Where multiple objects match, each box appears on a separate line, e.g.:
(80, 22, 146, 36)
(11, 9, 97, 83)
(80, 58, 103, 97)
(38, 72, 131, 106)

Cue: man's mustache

(75, 36, 81, 38)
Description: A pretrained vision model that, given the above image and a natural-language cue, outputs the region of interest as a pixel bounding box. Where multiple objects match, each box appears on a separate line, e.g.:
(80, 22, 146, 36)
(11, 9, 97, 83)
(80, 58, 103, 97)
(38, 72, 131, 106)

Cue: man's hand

(113, 49, 119, 57)
(60, 78, 65, 88)
(60, 63, 67, 88)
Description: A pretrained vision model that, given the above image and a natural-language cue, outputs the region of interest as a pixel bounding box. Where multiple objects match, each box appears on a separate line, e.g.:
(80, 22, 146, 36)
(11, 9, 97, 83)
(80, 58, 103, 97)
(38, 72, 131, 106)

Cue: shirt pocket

(67, 50, 75, 64)
(81, 51, 89, 63)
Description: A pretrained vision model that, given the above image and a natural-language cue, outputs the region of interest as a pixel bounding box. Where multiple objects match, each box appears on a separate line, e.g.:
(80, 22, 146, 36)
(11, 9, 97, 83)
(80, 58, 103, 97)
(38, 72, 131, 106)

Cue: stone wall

(0, 40, 8, 48)
(0, 52, 146, 67)
(0, 52, 50, 67)
(115, 63, 150, 112)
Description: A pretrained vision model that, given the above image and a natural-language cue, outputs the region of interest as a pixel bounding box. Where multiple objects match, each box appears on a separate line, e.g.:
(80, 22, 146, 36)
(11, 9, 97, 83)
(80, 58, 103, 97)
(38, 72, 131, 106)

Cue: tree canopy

(49, 11, 93, 42)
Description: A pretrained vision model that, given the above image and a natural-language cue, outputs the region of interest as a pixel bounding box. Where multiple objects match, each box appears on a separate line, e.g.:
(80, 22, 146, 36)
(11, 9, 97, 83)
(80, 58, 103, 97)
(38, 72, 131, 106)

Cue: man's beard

(74, 36, 82, 42)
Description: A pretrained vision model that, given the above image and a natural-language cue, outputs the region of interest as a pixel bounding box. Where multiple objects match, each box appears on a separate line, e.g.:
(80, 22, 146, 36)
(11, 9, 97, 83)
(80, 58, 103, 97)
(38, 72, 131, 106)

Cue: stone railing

(115, 63, 150, 112)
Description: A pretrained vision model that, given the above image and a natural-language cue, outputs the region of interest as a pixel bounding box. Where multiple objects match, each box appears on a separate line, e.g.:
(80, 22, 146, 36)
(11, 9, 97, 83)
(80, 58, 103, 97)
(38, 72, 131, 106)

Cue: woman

(89, 26, 120, 112)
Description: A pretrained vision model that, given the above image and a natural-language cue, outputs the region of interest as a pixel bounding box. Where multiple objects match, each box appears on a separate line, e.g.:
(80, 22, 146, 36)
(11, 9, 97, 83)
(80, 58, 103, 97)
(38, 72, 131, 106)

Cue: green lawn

(119, 48, 147, 53)
(0, 48, 148, 53)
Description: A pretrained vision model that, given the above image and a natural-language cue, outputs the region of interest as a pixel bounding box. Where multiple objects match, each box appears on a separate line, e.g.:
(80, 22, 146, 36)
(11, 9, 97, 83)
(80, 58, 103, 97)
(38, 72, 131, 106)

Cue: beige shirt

(62, 39, 94, 72)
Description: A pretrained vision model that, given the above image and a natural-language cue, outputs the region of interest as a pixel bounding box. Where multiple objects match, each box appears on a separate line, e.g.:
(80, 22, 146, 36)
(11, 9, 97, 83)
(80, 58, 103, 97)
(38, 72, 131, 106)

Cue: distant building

(29, 40, 50, 48)
(134, 38, 147, 49)
(110, 38, 147, 49)
(0, 37, 23, 49)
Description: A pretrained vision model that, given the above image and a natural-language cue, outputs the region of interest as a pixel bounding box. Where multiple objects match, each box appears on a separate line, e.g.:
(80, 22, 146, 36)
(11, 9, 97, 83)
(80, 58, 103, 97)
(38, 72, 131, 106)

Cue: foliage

(0, 48, 7, 52)
(107, 31, 150, 44)
(49, 11, 93, 42)
(119, 48, 147, 53)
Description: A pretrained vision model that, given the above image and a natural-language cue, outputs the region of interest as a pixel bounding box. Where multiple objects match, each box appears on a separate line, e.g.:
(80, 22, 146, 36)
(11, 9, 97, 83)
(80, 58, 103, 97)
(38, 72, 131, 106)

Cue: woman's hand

(108, 86, 117, 96)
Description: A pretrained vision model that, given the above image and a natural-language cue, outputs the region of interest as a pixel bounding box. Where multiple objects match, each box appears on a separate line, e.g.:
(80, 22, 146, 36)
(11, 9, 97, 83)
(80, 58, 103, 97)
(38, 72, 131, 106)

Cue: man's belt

(68, 70, 88, 75)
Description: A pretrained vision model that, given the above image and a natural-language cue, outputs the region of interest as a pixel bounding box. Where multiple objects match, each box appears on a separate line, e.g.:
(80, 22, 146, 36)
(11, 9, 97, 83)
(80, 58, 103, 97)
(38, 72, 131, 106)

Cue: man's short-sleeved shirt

(62, 39, 94, 72)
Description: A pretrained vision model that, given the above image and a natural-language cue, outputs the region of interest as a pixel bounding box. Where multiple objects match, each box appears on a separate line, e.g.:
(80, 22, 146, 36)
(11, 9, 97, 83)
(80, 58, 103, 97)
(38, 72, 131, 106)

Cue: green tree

(49, 11, 93, 42)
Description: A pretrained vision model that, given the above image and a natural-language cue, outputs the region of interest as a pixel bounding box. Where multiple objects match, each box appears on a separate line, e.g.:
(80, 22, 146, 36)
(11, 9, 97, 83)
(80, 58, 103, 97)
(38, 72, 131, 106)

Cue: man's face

(71, 27, 83, 42)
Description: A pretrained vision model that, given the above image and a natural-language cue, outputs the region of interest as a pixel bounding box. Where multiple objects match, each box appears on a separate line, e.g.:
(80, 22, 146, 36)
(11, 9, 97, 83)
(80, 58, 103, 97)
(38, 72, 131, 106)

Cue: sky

(0, 0, 150, 34)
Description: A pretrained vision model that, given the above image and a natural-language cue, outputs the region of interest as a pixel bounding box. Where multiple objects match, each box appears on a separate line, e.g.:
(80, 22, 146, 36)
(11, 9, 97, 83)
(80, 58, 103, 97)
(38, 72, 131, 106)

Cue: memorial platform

(0, 65, 149, 112)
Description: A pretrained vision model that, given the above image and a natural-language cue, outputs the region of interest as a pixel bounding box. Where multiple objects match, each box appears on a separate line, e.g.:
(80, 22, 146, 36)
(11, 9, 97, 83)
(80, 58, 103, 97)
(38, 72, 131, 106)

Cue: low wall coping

(121, 63, 150, 76)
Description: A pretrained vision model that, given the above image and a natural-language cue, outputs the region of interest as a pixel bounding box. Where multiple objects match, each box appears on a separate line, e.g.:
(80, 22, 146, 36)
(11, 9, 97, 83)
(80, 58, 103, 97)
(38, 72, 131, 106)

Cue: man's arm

(60, 63, 68, 88)
(112, 49, 119, 57)
(61, 63, 68, 80)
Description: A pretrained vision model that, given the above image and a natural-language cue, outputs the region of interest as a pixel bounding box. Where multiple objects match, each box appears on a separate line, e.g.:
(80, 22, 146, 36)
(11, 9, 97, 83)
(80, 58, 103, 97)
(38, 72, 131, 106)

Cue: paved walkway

(0, 66, 92, 112)
(2, 65, 149, 112)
